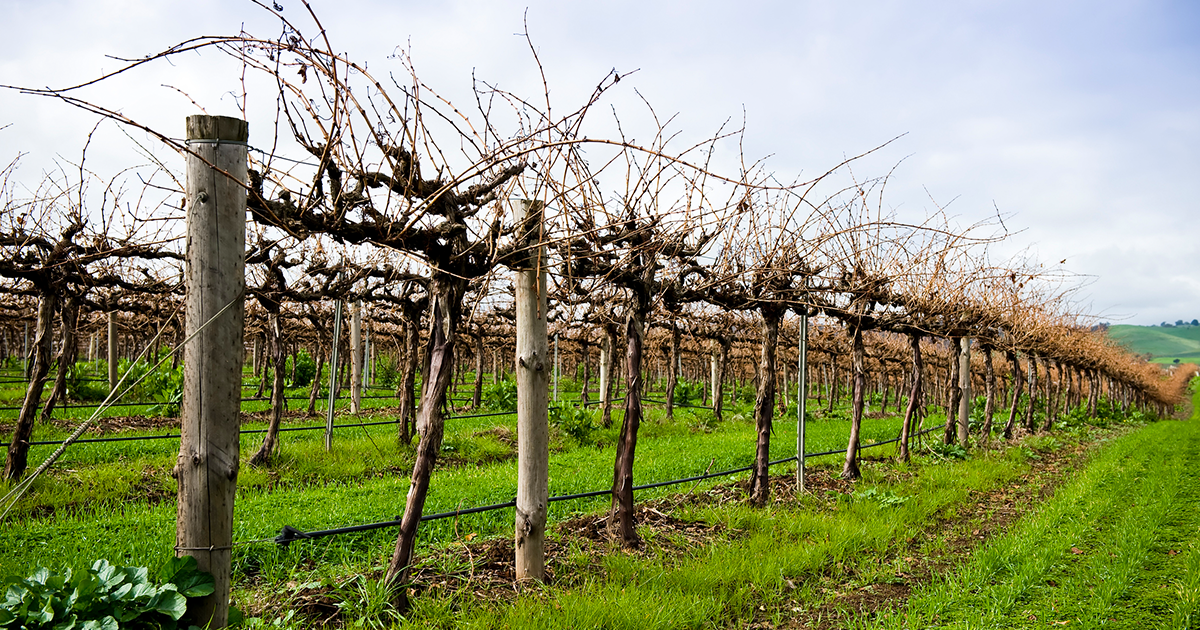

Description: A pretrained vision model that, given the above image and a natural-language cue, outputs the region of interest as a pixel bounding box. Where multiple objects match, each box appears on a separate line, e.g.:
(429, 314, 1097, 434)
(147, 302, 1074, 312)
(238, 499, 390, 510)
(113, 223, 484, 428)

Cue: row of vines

(0, 4, 1193, 626)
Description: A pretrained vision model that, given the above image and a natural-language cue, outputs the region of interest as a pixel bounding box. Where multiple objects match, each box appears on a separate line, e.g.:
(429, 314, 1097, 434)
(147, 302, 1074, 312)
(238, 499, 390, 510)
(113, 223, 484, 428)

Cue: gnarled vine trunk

(472, 333, 484, 409)
(713, 336, 731, 421)
(4, 294, 56, 480)
(1002, 351, 1023, 440)
(944, 337, 962, 445)
(664, 321, 680, 418)
(386, 275, 466, 608)
(1024, 354, 1039, 431)
(980, 344, 996, 442)
(749, 311, 780, 505)
(898, 333, 923, 462)
(306, 342, 324, 416)
(398, 319, 420, 443)
(609, 310, 646, 547)
(249, 314, 287, 467)
(40, 295, 79, 424)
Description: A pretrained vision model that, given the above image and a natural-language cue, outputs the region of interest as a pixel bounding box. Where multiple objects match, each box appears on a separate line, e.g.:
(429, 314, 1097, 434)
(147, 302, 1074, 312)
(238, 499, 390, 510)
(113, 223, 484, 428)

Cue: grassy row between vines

(0, 388, 907, 579)
(853, 377, 1200, 629)
(405, 447, 1036, 629)
(3, 360, 1175, 628)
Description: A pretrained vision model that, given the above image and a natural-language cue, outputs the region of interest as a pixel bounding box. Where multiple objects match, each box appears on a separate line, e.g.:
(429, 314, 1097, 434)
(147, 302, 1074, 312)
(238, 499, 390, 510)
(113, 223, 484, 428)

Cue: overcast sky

(1, 0, 1197, 326)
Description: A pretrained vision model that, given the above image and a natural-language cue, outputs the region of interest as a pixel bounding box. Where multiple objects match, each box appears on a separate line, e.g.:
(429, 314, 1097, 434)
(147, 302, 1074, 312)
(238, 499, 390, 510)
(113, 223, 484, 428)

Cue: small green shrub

(143, 364, 183, 418)
(551, 403, 596, 445)
(66, 362, 108, 402)
(672, 380, 703, 406)
(483, 376, 517, 412)
(285, 350, 317, 388)
(111, 359, 183, 405)
(0, 556, 215, 630)
(926, 441, 969, 461)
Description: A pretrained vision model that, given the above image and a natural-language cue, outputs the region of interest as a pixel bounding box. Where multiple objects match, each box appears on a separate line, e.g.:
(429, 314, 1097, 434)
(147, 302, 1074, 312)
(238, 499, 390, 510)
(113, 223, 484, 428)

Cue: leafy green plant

(285, 350, 317, 389)
(112, 359, 183, 405)
(143, 366, 183, 418)
(482, 376, 517, 412)
(672, 380, 703, 406)
(926, 442, 969, 461)
(66, 362, 108, 402)
(146, 386, 182, 418)
(551, 404, 596, 445)
(853, 486, 911, 508)
(0, 556, 214, 630)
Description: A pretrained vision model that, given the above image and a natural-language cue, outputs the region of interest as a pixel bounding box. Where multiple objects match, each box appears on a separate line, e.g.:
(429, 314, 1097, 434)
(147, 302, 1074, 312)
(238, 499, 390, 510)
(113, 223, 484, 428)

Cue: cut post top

(186, 115, 249, 142)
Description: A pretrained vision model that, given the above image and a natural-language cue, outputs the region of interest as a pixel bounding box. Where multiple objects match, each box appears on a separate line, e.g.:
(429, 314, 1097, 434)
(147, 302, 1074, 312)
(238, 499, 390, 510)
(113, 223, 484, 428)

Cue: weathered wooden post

(711, 349, 719, 409)
(176, 114, 247, 628)
(599, 336, 611, 407)
(796, 312, 807, 493)
(957, 337, 971, 446)
(513, 200, 549, 581)
(106, 312, 117, 392)
(350, 300, 363, 414)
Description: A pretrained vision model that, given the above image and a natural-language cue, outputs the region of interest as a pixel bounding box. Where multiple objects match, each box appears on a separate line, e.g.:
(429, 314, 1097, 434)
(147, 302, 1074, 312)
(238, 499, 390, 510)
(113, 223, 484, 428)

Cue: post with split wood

(176, 114, 247, 628)
(957, 336, 971, 446)
(514, 199, 549, 581)
(796, 312, 808, 493)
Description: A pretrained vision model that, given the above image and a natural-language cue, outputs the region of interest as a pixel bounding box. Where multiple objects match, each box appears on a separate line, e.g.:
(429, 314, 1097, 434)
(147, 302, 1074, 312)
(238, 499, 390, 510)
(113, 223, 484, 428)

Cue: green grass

(457, 449, 1029, 630)
(0, 395, 904, 580)
(4, 356, 1172, 629)
(861, 382, 1200, 629)
(1107, 324, 1200, 361)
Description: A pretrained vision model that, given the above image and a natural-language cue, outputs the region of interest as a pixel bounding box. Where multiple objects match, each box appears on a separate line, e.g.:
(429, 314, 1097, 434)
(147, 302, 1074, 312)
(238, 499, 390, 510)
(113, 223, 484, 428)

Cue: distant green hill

(1106, 324, 1200, 363)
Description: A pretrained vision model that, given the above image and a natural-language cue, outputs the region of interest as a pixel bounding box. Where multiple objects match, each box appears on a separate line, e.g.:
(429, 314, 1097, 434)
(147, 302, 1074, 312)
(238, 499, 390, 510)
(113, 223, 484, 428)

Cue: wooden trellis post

(514, 200, 549, 581)
(957, 337, 971, 446)
(796, 312, 807, 493)
(176, 114, 247, 629)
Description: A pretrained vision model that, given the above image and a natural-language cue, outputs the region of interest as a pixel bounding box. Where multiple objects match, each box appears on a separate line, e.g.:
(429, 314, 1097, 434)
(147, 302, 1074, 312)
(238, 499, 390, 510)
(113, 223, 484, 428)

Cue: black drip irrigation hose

(272, 424, 943, 547)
